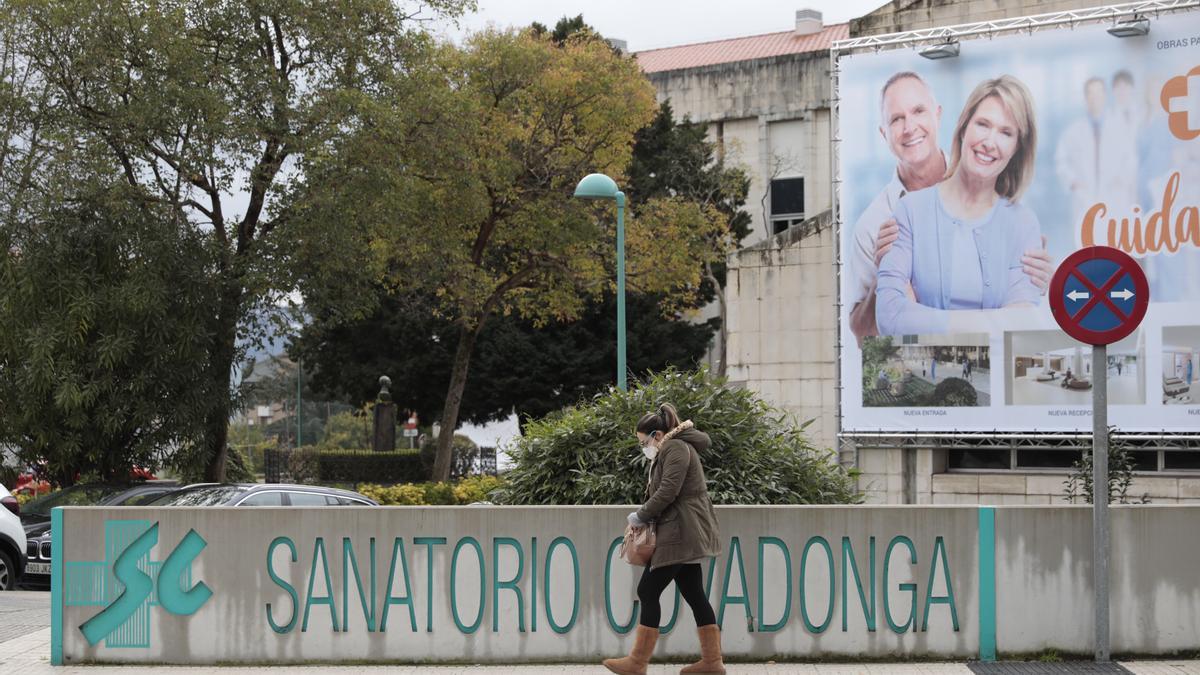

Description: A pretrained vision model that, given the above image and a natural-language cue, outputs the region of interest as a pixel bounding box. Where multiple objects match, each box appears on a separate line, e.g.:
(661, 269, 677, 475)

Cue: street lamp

(574, 172, 628, 391)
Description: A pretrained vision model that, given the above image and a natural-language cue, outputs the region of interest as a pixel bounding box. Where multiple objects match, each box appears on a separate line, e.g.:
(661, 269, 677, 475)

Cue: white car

(0, 484, 27, 590)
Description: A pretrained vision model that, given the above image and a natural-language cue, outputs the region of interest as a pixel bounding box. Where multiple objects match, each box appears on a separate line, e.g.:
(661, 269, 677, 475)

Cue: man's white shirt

(848, 171, 906, 309)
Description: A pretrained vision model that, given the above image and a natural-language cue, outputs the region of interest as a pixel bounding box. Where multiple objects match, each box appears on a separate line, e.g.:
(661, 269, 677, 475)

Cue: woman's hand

(1022, 235, 1054, 294)
(627, 511, 646, 528)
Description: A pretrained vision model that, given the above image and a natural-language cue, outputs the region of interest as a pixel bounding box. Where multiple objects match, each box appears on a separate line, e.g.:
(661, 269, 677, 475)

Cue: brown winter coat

(636, 420, 722, 569)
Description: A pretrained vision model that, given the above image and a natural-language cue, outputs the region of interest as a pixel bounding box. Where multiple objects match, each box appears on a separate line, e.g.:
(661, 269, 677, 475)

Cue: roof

(635, 23, 848, 74)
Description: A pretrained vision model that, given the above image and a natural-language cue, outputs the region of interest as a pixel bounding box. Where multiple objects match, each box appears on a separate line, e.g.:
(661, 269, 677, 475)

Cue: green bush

(923, 378, 977, 407)
(359, 483, 428, 505)
(357, 476, 508, 505)
(317, 449, 424, 484)
(453, 475, 505, 504)
(419, 433, 480, 479)
(172, 444, 256, 484)
(422, 481, 457, 505)
(497, 368, 860, 505)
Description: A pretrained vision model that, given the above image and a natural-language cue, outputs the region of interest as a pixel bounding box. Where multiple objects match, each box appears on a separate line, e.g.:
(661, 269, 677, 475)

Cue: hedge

(358, 476, 505, 505)
(315, 449, 425, 484)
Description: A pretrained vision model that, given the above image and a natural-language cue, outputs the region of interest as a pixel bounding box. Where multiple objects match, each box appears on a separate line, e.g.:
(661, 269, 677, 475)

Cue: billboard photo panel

(836, 12, 1200, 432)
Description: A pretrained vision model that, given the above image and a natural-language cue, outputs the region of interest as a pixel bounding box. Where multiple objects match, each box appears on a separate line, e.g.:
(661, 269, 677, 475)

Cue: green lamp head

(574, 173, 620, 200)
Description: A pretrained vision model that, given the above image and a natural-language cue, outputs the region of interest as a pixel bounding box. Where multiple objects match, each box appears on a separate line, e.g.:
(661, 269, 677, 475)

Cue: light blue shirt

(875, 186, 1043, 336)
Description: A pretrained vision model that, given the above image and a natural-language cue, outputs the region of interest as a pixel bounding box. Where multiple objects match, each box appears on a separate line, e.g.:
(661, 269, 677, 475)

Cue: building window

(943, 439, 1200, 473)
(769, 177, 804, 234)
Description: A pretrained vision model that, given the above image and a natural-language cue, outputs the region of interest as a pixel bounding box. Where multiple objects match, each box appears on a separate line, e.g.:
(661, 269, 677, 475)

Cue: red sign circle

(1049, 246, 1149, 346)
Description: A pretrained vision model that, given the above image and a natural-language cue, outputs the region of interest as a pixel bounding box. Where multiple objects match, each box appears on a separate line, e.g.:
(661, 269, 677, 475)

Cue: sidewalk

(4, 593, 1200, 674)
(3, 627, 1200, 675)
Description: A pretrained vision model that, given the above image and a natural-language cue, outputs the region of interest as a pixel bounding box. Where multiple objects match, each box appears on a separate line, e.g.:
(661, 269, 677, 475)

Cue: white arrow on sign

(1067, 290, 1090, 301)
(1110, 288, 1134, 301)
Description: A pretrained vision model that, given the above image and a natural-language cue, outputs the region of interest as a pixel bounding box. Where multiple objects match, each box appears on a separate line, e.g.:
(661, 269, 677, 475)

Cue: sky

(434, 0, 890, 52)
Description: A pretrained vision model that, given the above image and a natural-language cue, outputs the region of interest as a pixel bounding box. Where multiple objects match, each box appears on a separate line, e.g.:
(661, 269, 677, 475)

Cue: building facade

(636, 0, 1200, 505)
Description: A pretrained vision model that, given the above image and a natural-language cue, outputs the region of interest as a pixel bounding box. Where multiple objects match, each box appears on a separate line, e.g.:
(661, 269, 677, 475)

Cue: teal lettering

(303, 538, 339, 632)
(603, 536, 638, 634)
(718, 536, 751, 629)
(921, 536, 959, 632)
(158, 529, 212, 615)
(342, 537, 376, 632)
(883, 536, 917, 634)
(799, 536, 834, 633)
(841, 536, 876, 632)
(757, 536, 791, 632)
(413, 537, 447, 632)
(266, 536, 298, 634)
(381, 537, 417, 632)
(492, 537, 526, 632)
(451, 537, 485, 634)
(543, 536, 579, 634)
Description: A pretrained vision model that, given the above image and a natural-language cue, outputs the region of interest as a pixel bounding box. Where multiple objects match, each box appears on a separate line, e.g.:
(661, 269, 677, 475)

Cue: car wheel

(0, 549, 14, 591)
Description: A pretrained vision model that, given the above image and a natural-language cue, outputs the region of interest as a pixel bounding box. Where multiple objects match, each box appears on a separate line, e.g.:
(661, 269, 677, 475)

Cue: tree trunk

(703, 261, 728, 378)
(433, 321, 482, 482)
(203, 282, 243, 482)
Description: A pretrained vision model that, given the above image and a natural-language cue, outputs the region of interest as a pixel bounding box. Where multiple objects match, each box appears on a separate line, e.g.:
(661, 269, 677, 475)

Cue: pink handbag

(619, 523, 656, 567)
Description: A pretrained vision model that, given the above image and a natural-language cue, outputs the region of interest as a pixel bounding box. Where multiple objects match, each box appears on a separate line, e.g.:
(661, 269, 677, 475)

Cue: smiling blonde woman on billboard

(875, 75, 1044, 336)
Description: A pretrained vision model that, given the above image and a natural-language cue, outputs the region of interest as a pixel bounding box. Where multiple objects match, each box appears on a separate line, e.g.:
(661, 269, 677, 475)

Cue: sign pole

(1093, 343, 1109, 662)
(1050, 245, 1148, 664)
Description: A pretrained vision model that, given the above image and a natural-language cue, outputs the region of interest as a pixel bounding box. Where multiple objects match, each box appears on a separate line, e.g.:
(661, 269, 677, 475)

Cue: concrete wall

(855, 447, 1200, 505)
(55, 505, 1200, 664)
(57, 505, 977, 665)
(725, 212, 838, 455)
(646, 52, 833, 245)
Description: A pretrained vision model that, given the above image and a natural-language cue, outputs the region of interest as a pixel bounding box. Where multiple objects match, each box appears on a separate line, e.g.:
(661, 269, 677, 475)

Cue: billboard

(837, 12, 1200, 433)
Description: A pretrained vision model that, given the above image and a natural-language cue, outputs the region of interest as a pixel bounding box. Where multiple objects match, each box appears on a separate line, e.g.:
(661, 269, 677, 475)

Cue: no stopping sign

(1049, 246, 1149, 346)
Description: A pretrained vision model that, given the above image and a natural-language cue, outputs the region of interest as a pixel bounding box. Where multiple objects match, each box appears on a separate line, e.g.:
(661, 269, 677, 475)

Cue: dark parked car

(145, 483, 378, 507)
(20, 481, 180, 588)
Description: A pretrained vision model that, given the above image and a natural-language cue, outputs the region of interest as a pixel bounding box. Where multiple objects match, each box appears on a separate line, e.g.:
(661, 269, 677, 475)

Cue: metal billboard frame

(829, 0, 1200, 463)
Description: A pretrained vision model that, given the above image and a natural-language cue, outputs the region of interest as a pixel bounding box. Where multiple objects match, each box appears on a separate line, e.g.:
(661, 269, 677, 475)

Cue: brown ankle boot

(603, 624, 659, 675)
(679, 624, 725, 674)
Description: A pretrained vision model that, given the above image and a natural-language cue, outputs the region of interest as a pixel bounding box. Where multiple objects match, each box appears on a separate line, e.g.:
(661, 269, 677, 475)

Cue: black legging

(637, 563, 717, 628)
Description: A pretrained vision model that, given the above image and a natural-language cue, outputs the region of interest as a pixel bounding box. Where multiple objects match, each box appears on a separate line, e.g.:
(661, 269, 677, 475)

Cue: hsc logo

(66, 520, 211, 648)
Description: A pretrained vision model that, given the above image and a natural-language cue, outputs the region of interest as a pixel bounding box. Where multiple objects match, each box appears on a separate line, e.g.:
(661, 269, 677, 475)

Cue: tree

(0, 191, 217, 486)
(530, 18, 753, 376)
(4, 0, 472, 480)
(530, 15, 591, 45)
(498, 368, 860, 505)
(295, 29, 731, 481)
(861, 336, 901, 389)
(627, 102, 752, 375)
(292, 288, 716, 428)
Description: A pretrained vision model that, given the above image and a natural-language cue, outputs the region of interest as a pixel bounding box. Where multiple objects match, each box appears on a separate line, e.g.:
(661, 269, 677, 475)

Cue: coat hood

(662, 420, 710, 453)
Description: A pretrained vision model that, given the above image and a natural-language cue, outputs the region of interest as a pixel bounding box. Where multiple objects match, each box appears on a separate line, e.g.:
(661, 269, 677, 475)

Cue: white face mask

(640, 435, 659, 461)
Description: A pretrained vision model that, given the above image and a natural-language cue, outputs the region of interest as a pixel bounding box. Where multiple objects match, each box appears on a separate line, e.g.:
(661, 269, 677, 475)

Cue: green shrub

(359, 483, 428, 505)
(923, 378, 977, 407)
(357, 476, 508, 505)
(422, 481, 457, 505)
(497, 368, 860, 505)
(453, 475, 505, 504)
(419, 433, 479, 479)
(317, 449, 424, 484)
(288, 447, 320, 484)
(172, 444, 256, 484)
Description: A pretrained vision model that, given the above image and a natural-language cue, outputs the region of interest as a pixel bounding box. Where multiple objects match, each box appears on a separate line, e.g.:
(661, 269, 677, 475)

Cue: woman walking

(603, 404, 724, 675)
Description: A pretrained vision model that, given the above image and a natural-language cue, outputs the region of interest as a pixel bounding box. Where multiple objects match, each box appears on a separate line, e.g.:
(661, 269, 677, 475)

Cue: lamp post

(574, 173, 627, 391)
